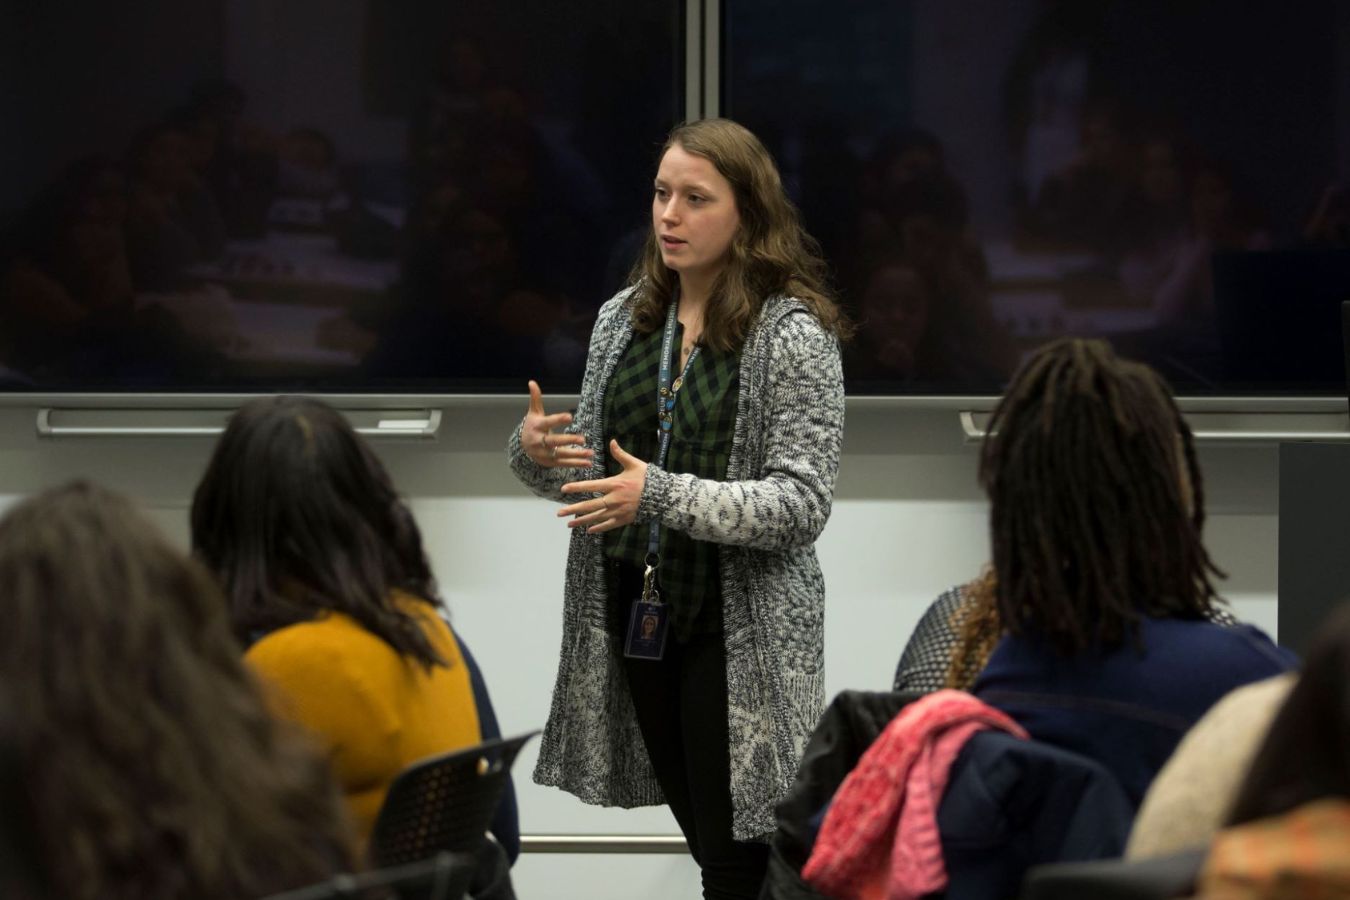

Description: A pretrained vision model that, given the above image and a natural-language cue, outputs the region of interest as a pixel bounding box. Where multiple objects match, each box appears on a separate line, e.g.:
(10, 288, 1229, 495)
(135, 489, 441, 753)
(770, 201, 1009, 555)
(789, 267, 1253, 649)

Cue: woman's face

(652, 144, 741, 284)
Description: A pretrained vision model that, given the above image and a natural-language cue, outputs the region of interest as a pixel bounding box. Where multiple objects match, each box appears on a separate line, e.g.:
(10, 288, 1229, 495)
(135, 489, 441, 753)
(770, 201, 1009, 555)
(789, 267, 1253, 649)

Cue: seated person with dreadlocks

(950, 338, 1295, 809)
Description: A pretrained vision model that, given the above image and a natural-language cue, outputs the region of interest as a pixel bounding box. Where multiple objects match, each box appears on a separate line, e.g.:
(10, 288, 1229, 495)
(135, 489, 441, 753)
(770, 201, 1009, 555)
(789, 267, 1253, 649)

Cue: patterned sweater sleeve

(506, 294, 626, 504)
(893, 586, 967, 693)
(636, 310, 844, 551)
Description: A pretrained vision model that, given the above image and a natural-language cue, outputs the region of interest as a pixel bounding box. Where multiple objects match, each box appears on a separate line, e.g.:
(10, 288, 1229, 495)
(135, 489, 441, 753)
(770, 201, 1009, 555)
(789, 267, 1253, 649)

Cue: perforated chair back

(369, 731, 538, 870)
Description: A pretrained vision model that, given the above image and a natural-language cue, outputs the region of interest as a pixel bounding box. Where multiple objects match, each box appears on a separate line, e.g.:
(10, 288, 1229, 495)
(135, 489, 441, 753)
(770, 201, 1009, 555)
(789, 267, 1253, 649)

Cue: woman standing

(509, 118, 847, 898)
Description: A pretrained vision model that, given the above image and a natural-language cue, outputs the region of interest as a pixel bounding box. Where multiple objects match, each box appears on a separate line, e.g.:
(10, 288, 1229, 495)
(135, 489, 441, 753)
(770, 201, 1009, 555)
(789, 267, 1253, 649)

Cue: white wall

(0, 400, 1281, 899)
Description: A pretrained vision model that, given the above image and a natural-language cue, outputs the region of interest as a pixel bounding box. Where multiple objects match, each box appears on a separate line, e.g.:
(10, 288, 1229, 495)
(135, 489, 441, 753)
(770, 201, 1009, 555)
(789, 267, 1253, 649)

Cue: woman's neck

(677, 273, 715, 334)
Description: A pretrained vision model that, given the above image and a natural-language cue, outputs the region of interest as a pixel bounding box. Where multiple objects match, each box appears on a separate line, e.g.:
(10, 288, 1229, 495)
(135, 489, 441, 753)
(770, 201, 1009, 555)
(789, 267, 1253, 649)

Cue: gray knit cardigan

(507, 288, 845, 840)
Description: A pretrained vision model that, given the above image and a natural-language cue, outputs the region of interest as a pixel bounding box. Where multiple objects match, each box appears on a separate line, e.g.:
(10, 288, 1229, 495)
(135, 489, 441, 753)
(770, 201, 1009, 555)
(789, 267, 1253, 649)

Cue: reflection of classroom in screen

(4, 0, 1349, 396)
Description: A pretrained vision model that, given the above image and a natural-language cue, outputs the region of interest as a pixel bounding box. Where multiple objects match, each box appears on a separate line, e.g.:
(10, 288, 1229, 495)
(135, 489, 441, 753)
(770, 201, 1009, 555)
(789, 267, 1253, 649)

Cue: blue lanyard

(644, 301, 700, 583)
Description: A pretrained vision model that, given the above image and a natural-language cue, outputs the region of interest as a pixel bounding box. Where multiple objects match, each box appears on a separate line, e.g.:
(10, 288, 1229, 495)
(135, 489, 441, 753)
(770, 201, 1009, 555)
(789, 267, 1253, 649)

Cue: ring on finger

(550, 445, 559, 459)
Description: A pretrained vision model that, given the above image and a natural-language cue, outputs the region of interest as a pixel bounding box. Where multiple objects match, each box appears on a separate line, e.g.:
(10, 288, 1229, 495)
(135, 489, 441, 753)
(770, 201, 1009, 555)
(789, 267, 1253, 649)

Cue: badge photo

(624, 599, 670, 660)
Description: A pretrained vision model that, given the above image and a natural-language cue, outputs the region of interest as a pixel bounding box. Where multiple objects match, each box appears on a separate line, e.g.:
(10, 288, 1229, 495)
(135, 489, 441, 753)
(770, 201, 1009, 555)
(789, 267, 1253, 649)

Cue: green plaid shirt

(604, 321, 740, 639)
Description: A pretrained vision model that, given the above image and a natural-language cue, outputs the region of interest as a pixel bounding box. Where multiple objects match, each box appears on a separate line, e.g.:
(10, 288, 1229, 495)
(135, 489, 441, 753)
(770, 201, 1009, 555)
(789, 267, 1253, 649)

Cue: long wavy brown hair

(0, 481, 355, 900)
(629, 118, 850, 351)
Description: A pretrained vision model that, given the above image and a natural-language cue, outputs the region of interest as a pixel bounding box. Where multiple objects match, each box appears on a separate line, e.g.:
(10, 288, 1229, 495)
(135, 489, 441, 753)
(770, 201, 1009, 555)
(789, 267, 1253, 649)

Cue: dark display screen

(725, 0, 1350, 394)
(5, 1, 1350, 396)
(0, 0, 682, 392)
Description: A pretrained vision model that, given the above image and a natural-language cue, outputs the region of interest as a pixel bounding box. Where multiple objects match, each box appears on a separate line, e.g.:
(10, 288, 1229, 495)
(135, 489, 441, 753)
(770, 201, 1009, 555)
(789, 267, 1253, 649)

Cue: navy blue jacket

(974, 617, 1298, 808)
(455, 633, 522, 865)
(938, 731, 1135, 900)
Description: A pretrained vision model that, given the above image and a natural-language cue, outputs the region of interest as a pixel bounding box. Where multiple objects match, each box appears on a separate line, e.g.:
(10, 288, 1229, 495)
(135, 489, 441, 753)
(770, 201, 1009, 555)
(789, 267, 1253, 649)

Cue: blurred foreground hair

(0, 481, 354, 900)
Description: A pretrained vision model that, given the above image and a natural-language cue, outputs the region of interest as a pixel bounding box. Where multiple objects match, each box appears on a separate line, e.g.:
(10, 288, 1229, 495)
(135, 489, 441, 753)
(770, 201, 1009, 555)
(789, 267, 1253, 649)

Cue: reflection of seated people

(1, 158, 228, 384)
(267, 128, 399, 259)
(277, 128, 341, 200)
(357, 205, 585, 381)
(1301, 182, 1350, 249)
(1117, 134, 1190, 304)
(849, 130, 949, 284)
(0, 159, 132, 377)
(1106, 145, 1270, 383)
(1029, 100, 1139, 253)
(181, 79, 282, 239)
(1003, 0, 1106, 208)
(0, 159, 133, 373)
(850, 264, 929, 378)
(432, 84, 608, 303)
(861, 129, 948, 207)
(847, 173, 1014, 388)
(125, 123, 227, 291)
(263, 128, 341, 237)
(407, 36, 489, 193)
(1151, 160, 1271, 329)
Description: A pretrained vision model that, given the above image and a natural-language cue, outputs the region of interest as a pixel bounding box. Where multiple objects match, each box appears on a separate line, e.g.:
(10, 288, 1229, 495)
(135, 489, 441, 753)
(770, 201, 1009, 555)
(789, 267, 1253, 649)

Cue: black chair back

(761, 690, 922, 900)
(1019, 849, 1206, 900)
(369, 731, 538, 870)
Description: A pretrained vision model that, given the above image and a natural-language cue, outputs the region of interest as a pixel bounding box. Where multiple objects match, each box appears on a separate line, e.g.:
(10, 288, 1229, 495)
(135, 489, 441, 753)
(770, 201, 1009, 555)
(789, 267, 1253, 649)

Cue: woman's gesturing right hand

(523, 380, 594, 469)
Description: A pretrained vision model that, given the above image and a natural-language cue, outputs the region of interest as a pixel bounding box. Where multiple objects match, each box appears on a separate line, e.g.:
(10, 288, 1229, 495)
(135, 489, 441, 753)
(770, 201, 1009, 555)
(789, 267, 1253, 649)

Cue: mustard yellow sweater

(247, 599, 482, 845)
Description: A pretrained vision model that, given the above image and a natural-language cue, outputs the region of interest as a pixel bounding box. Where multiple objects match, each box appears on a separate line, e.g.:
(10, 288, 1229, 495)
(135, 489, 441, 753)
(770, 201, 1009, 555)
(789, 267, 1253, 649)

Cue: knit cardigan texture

(508, 288, 845, 840)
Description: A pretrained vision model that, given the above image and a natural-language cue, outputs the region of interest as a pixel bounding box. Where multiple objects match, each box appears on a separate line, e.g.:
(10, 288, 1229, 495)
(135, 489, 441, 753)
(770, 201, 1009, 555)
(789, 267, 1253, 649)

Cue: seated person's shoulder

(1147, 617, 1299, 675)
(250, 611, 382, 655)
(1197, 619, 1297, 667)
(246, 612, 406, 688)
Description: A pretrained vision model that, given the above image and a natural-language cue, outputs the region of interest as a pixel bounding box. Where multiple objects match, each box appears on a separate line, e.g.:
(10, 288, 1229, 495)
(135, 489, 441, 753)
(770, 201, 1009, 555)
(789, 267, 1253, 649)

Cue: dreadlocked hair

(980, 337, 1225, 657)
(944, 568, 1002, 690)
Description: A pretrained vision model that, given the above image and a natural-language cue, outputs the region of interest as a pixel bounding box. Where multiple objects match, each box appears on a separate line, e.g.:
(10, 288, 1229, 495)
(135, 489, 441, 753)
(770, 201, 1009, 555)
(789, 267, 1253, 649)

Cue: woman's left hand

(558, 440, 648, 533)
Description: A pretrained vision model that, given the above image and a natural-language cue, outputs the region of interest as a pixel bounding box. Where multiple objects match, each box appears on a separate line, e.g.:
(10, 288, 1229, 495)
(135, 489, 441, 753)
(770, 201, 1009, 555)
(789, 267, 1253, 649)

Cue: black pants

(618, 572, 769, 899)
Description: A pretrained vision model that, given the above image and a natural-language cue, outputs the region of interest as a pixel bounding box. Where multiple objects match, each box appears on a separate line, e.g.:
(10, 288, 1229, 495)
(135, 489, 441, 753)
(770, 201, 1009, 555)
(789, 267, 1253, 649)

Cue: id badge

(624, 599, 669, 660)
